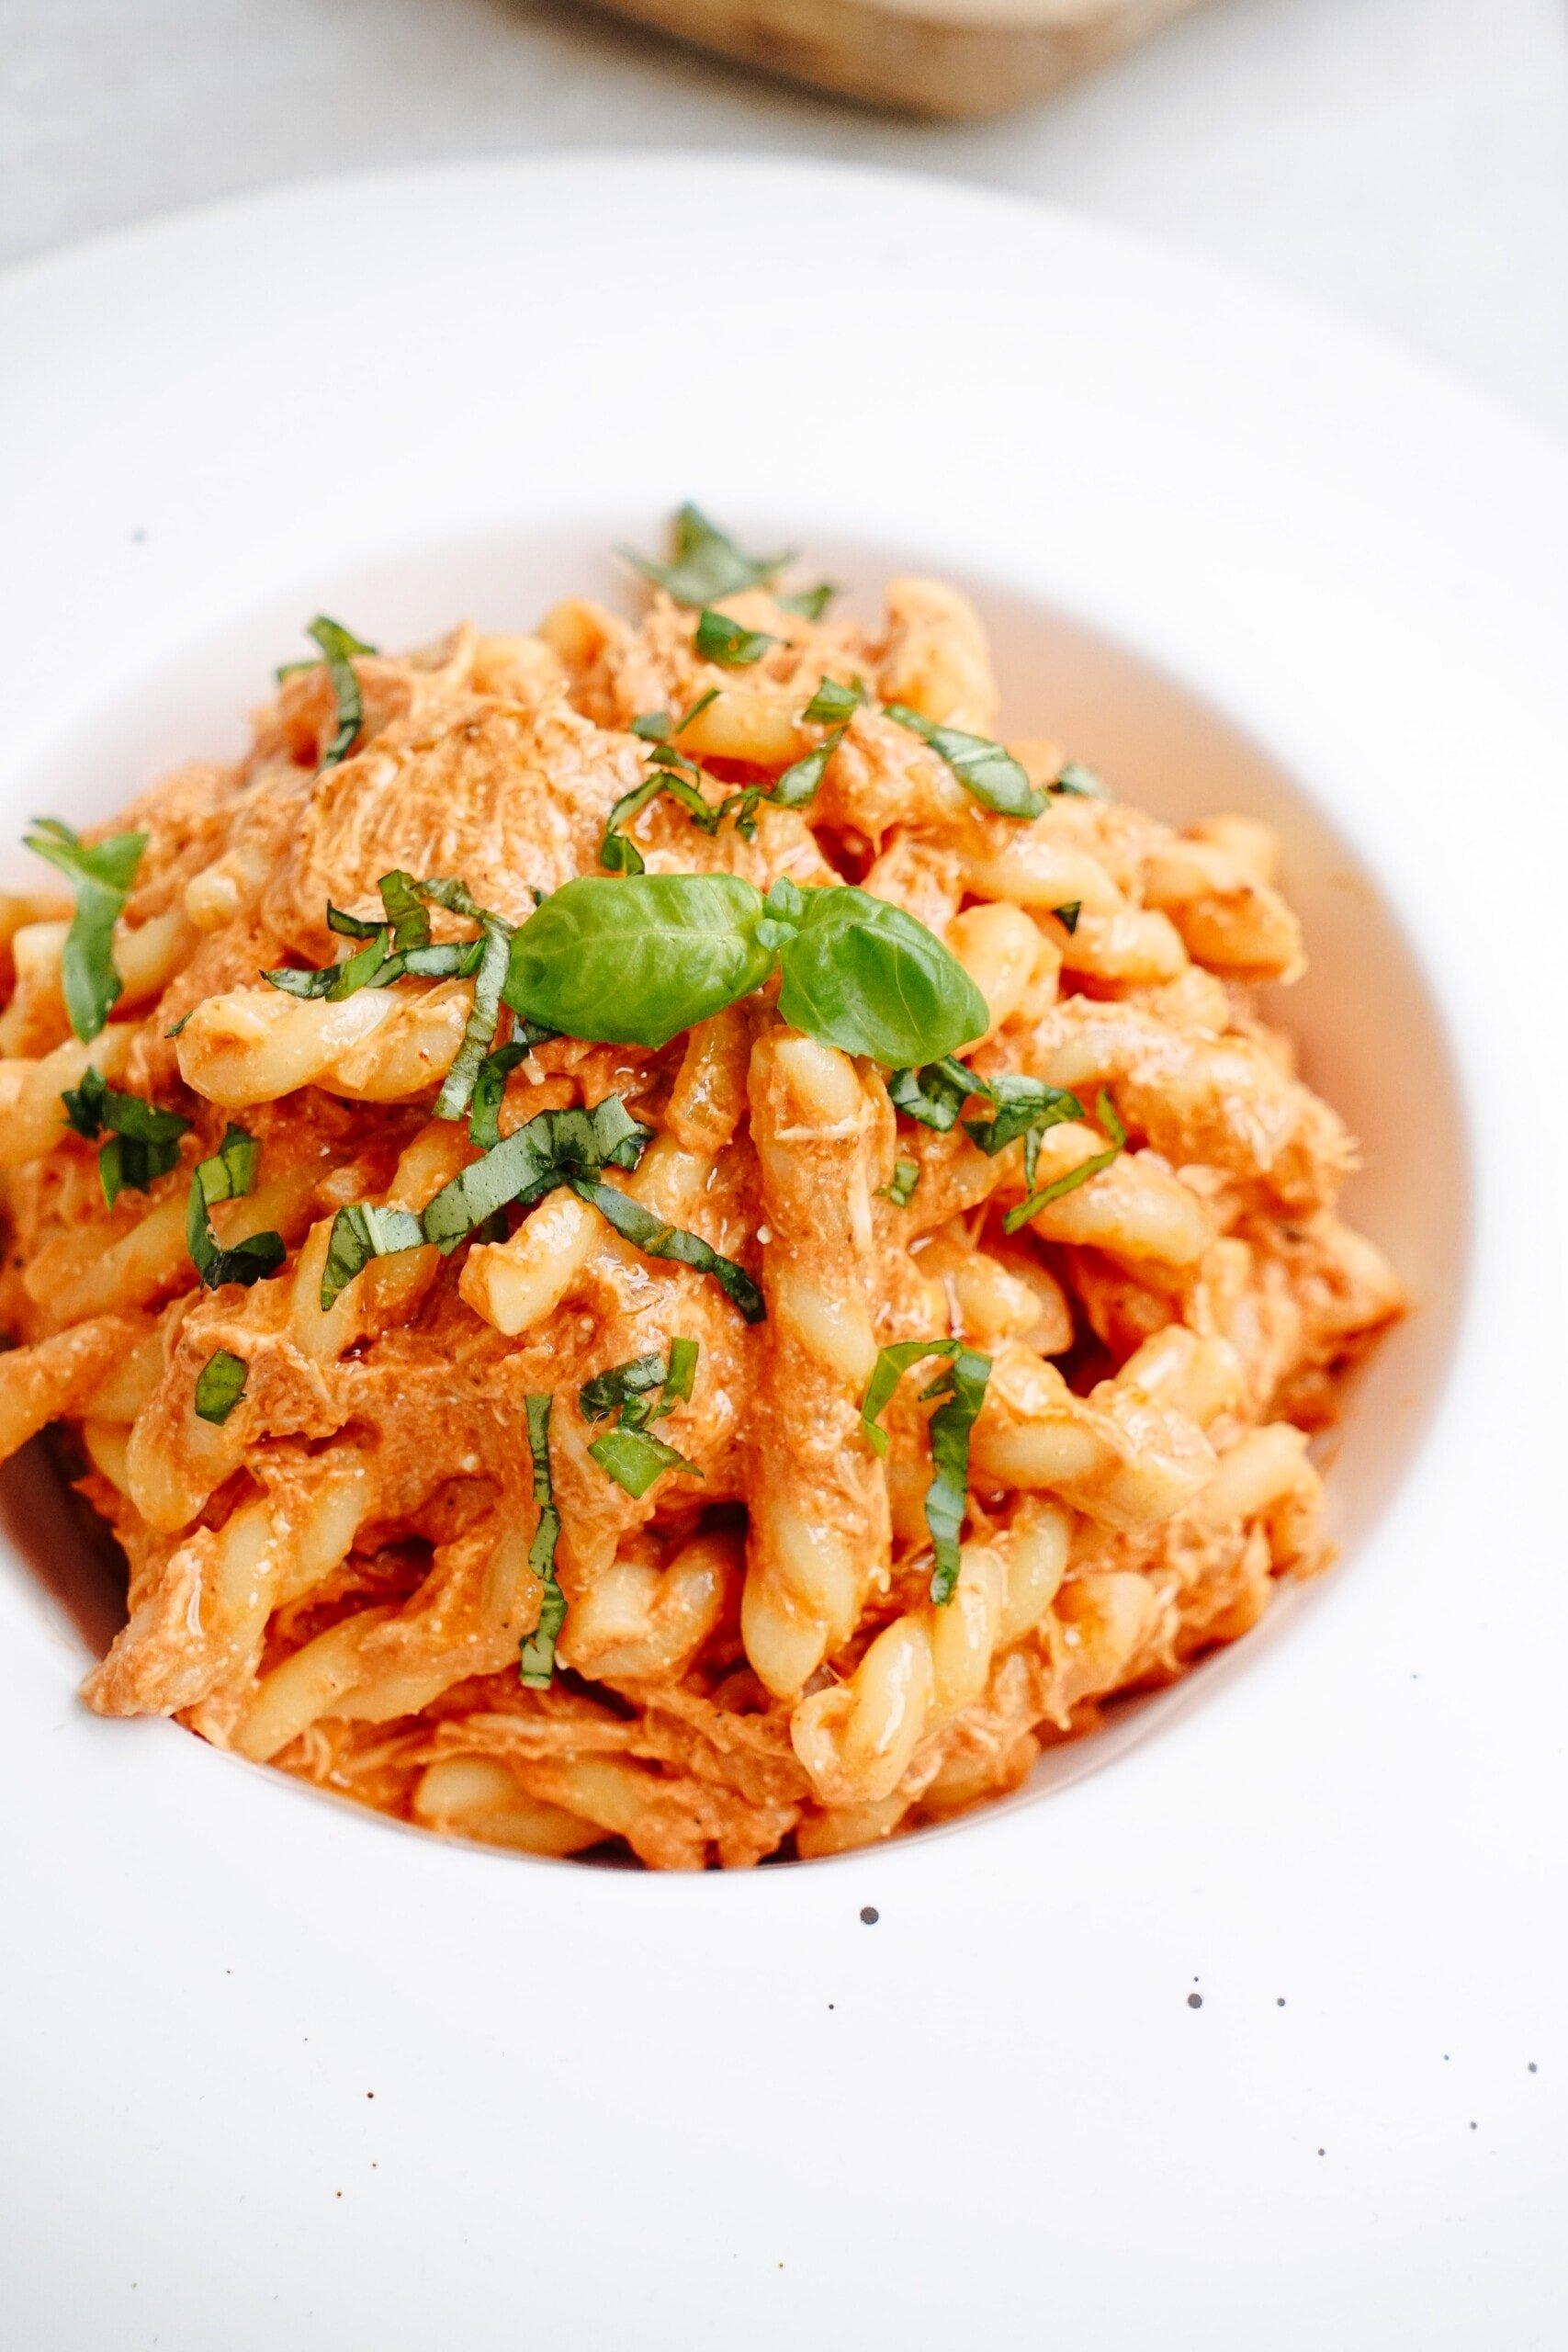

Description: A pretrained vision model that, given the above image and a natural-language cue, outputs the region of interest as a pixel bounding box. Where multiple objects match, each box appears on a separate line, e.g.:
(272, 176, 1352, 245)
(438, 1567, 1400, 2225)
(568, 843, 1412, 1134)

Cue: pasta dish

(0, 510, 1402, 1867)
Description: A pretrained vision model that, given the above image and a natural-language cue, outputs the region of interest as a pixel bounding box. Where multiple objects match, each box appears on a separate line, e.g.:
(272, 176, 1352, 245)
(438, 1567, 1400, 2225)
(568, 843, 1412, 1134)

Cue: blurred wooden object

(588, 0, 1210, 117)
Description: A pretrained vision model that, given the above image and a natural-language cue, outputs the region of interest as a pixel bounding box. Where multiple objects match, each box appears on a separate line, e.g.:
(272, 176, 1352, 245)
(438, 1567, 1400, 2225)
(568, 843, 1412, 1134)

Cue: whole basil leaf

(25, 818, 147, 1042)
(773, 888, 987, 1067)
(504, 874, 772, 1050)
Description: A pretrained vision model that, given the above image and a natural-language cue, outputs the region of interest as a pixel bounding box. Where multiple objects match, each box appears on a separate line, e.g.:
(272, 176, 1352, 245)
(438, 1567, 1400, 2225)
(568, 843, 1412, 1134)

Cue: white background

(4, 0, 1566, 435)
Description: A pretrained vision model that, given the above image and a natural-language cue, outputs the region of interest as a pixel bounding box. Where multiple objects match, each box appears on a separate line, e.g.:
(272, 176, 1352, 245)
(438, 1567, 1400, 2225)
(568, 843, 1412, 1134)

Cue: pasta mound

(0, 557, 1402, 1868)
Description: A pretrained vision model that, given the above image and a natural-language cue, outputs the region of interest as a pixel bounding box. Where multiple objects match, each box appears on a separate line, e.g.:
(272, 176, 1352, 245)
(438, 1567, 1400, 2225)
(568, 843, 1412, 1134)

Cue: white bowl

(1, 158, 1563, 2350)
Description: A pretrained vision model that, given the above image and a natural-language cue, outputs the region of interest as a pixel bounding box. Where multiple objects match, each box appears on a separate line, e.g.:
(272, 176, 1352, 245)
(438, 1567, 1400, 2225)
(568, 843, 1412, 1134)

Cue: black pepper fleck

(1529, 2062, 1538, 2074)
(1277, 1997, 1286, 2008)
(1187, 1992, 1203, 2010)
(1317, 2147, 1325, 2157)
(860, 1905, 879, 1926)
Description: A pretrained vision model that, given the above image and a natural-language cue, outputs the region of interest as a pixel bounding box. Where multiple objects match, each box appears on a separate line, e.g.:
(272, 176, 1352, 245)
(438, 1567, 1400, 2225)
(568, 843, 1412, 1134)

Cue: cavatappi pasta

(0, 515, 1403, 1868)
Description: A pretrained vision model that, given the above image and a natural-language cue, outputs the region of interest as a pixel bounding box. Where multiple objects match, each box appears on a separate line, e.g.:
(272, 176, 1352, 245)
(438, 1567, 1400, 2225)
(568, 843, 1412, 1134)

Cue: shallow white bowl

(0, 158, 1563, 2350)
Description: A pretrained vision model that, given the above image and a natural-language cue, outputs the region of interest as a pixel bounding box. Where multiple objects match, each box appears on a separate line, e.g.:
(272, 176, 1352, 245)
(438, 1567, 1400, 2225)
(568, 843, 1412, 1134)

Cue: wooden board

(585, 0, 1211, 118)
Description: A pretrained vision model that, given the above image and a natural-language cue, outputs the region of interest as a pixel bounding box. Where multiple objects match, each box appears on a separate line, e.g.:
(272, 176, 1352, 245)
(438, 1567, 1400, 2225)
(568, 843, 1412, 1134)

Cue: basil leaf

(377, 869, 432, 952)
(434, 916, 510, 1124)
(621, 503, 794, 607)
(186, 1125, 286, 1290)
(580, 1352, 667, 1423)
(663, 1333, 700, 1407)
(298, 616, 376, 766)
(326, 902, 381, 942)
(770, 740, 837, 812)
(468, 1041, 529, 1150)
(860, 1338, 960, 1458)
(62, 1066, 192, 1206)
(923, 1348, 992, 1604)
(420, 1095, 651, 1254)
(24, 818, 147, 1042)
(858, 1338, 991, 1600)
(1002, 1088, 1125, 1234)
(580, 1339, 700, 1434)
(694, 608, 777, 668)
(264, 928, 401, 1001)
(319, 1200, 426, 1311)
(1054, 900, 1082, 934)
(518, 1393, 566, 1689)
(588, 1426, 700, 1501)
(571, 1176, 764, 1323)
(876, 1157, 920, 1207)
(885, 704, 1044, 820)
(963, 1073, 1085, 1187)
(801, 677, 863, 726)
(1051, 761, 1107, 798)
(504, 874, 772, 1051)
(629, 711, 673, 742)
(887, 1057, 982, 1133)
(193, 1350, 248, 1425)
(773, 887, 987, 1067)
(777, 582, 837, 620)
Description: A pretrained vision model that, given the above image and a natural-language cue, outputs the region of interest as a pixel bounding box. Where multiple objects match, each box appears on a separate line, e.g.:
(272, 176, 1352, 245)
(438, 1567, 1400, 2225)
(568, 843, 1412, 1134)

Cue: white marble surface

(4, 0, 1566, 435)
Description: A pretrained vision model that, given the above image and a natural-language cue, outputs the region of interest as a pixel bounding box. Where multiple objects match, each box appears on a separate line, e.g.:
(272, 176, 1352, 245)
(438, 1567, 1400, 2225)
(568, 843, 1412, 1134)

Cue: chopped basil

(468, 1041, 528, 1150)
(885, 703, 1044, 820)
(887, 1057, 981, 1133)
(571, 1175, 764, 1323)
(186, 1125, 286, 1290)
(801, 676, 864, 726)
(963, 1072, 1085, 1188)
(286, 616, 378, 766)
(1051, 761, 1107, 798)
(876, 1158, 920, 1207)
(859, 1338, 992, 1603)
(24, 818, 147, 1042)
(518, 1393, 566, 1688)
(377, 869, 432, 952)
(922, 1348, 992, 1604)
(770, 740, 836, 812)
(694, 608, 778, 668)
(165, 1011, 192, 1039)
(580, 1339, 703, 1498)
(434, 914, 510, 1125)
(61, 1064, 192, 1207)
(193, 1349, 248, 1425)
(621, 504, 794, 607)
(318, 1200, 425, 1311)
(777, 582, 837, 620)
(1054, 900, 1083, 934)
(420, 1095, 651, 1255)
(1003, 1088, 1125, 1233)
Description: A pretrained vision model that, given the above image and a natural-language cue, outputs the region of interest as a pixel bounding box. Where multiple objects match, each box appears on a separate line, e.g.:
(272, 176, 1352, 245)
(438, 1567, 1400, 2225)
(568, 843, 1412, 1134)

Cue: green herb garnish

(694, 608, 778, 668)
(193, 1350, 248, 1425)
(572, 1177, 763, 1324)
(1050, 762, 1107, 798)
(61, 1065, 191, 1206)
(885, 703, 1044, 820)
(876, 1158, 920, 1207)
(317, 1201, 425, 1312)
(859, 1339, 992, 1604)
(581, 1338, 703, 1499)
(186, 1125, 286, 1290)
(24, 819, 147, 1042)
(1002, 1088, 1125, 1233)
(1054, 900, 1083, 933)
(518, 1393, 566, 1688)
(777, 582, 837, 621)
(801, 676, 864, 726)
(279, 616, 377, 765)
(962, 1072, 1085, 1189)
(621, 504, 793, 607)
(504, 873, 985, 1069)
(886, 1057, 982, 1133)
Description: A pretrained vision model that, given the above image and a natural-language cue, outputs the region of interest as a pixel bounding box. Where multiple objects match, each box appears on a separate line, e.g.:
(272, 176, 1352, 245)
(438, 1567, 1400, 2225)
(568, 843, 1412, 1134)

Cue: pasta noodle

(0, 526, 1403, 1867)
